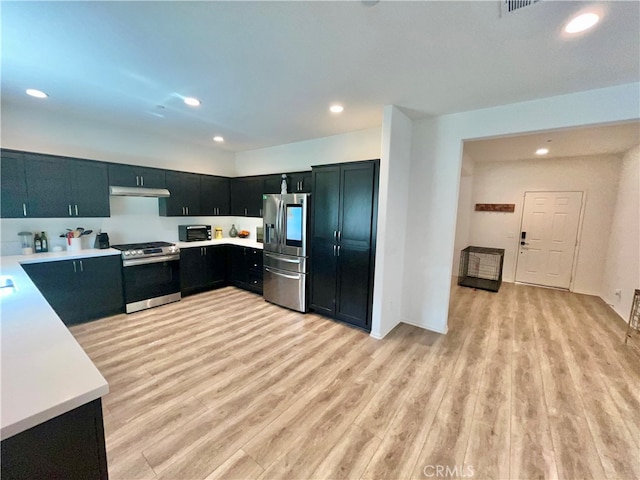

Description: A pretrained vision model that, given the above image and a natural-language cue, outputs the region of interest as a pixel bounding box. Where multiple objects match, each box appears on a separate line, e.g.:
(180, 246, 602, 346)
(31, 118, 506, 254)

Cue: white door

(515, 191, 583, 289)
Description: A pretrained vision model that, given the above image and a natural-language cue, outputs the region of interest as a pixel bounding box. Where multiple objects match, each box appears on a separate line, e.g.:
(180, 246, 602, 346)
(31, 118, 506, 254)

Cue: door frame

(514, 190, 586, 291)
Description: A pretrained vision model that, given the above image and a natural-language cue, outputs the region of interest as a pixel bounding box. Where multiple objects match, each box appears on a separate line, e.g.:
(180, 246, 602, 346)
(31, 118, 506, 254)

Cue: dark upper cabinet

(22, 256, 124, 325)
(24, 154, 110, 218)
(200, 175, 230, 216)
(159, 171, 201, 216)
(73, 160, 110, 217)
(230, 177, 264, 217)
(263, 174, 283, 194)
(310, 160, 378, 330)
(288, 171, 312, 193)
(311, 166, 340, 241)
(265, 172, 311, 194)
(1, 150, 29, 218)
(108, 164, 166, 188)
(24, 155, 75, 218)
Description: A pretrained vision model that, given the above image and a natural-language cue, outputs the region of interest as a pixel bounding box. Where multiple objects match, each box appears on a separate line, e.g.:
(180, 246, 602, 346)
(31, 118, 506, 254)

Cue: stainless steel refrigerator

(262, 193, 310, 312)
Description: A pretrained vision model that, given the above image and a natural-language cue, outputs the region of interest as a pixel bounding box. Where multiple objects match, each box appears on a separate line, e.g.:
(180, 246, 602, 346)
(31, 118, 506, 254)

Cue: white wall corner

(370, 105, 413, 339)
(600, 143, 640, 321)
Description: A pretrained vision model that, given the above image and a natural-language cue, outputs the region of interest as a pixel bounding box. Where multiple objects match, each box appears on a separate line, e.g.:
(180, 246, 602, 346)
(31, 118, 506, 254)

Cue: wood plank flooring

(70, 283, 640, 480)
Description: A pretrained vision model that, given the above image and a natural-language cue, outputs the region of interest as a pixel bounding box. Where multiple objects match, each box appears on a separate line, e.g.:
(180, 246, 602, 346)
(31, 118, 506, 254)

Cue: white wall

(602, 144, 640, 321)
(0, 197, 261, 255)
(403, 83, 640, 334)
(371, 106, 412, 339)
(467, 155, 621, 295)
(452, 154, 475, 276)
(234, 127, 381, 175)
(1, 102, 237, 176)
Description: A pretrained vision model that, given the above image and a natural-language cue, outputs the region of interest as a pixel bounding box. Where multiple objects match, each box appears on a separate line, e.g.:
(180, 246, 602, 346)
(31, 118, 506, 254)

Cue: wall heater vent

(501, 0, 541, 15)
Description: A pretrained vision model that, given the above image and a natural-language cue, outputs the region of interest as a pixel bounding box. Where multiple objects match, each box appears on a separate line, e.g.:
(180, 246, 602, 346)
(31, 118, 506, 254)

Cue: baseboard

(401, 319, 448, 335)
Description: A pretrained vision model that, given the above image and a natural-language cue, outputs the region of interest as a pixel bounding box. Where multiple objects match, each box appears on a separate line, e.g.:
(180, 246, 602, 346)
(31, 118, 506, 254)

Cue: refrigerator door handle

(265, 267, 301, 280)
(264, 252, 301, 263)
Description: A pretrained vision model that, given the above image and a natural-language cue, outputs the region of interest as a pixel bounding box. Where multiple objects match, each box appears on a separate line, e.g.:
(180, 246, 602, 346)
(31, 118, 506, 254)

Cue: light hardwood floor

(70, 283, 640, 480)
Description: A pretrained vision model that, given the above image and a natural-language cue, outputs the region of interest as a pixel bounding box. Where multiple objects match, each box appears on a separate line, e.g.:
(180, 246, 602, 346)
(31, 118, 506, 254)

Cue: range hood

(109, 186, 171, 198)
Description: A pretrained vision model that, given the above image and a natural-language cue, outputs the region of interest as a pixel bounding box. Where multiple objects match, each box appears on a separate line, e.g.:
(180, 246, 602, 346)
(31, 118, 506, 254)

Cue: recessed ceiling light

(26, 89, 48, 98)
(213, 136, 224, 143)
(564, 12, 600, 34)
(329, 105, 344, 114)
(184, 97, 201, 107)
(536, 148, 549, 155)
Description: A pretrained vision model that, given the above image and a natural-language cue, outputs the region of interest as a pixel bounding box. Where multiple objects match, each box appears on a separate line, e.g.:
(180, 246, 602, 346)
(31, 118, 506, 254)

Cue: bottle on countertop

(229, 224, 238, 238)
(34, 232, 42, 253)
(40, 231, 48, 252)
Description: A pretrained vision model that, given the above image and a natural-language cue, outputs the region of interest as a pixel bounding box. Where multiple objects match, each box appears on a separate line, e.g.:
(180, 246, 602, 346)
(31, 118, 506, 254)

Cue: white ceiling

(1, 1, 639, 153)
(464, 121, 640, 163)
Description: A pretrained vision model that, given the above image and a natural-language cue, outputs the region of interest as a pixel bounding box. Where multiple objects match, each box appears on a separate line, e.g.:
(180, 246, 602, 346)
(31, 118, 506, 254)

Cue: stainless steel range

(111, 241, 181, 313)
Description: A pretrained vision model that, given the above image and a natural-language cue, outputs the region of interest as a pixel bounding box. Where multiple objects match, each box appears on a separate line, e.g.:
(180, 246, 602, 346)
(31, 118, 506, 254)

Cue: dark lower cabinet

(228, 246, 263, 294)
(1, 398, 108, 480)
(310, 160, 379, 330)
(181, 245, 227, 295)
(22, 256, 124, 325)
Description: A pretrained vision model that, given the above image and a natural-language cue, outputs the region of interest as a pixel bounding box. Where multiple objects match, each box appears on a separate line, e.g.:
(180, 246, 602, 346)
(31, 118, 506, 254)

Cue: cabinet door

(161, 171, 201, 216)
(204, 245, 227, 287)
(230, 179, 247, 216)
(263, 175, 282, 194)
(289, 172, 312, 193)
(230, 178, 263, 217)
(108, 164, 140, 187)
(311, 166, 340, 241)
(138, 167, 166, 189)
(76, 256, 124, 322)
(246, 178, 265, 217)
(335, 245, 371, 328)
(338, 162, 375, 248)
(73, 160, 110, 217)
(1, 151, 29, 218)
(310, 240, 338, 315)
(228, 246, 248, 284)
(22, 260, 79, 324)
(180, 247, 205, 292)
(25, 155, 75, 218)
(108, 164, 165, 188)
(200, 176, 230, 216)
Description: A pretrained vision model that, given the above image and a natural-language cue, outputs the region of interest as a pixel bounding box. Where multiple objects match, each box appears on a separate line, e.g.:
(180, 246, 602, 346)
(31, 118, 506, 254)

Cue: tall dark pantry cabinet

(310, 160, 379, 330)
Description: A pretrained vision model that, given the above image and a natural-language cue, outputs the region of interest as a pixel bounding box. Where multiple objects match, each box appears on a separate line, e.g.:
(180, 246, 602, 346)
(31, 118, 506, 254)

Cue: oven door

(122, 256, 180, 311)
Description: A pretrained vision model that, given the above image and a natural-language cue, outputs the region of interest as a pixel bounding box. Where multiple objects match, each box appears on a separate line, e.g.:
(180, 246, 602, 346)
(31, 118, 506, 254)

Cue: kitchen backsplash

(0, 196, 263, 256)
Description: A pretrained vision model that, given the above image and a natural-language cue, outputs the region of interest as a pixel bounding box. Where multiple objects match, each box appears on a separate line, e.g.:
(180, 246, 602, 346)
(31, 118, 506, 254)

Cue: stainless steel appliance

(262, 193, 310, 312)
(111, 241, 181, 313)
(178, 225, 212, 242)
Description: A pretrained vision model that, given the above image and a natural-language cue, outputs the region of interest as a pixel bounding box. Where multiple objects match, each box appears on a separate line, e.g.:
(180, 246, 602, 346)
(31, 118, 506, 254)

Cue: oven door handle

(123, 255, 180, 267)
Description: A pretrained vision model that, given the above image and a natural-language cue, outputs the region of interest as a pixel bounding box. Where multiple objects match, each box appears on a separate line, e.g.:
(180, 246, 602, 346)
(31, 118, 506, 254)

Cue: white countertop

(0, 241, 261, 440)
(175, 238, 264, 250)
(0, 250, 114, 440)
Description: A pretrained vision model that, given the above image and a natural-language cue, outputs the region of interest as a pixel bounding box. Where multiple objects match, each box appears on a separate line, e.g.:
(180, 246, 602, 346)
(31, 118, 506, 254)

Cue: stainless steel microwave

(178, 225, 211, 242)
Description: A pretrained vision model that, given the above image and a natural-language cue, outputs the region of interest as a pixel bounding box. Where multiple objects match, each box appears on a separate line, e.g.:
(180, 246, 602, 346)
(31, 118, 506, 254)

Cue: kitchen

(1, 1, 639, 479)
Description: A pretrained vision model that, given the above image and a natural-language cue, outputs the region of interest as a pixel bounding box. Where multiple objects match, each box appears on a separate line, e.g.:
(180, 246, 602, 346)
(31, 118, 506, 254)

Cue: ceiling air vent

(501, 0, 540, 15)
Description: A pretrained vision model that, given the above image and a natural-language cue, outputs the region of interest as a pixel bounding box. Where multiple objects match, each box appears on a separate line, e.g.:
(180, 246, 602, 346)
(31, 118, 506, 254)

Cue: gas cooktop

(111, 241, 175, 250)
(111, 241, 179, 260)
